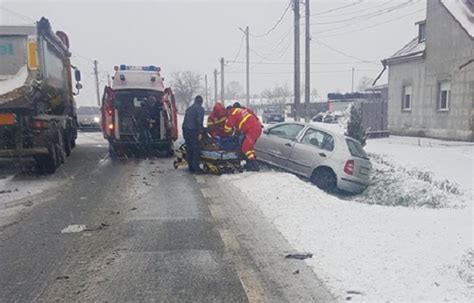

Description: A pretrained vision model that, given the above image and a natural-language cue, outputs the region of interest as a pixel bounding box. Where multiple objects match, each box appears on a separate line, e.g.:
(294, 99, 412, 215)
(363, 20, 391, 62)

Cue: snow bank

(365, 136, 474, 202)
(221, 172, 473, 302)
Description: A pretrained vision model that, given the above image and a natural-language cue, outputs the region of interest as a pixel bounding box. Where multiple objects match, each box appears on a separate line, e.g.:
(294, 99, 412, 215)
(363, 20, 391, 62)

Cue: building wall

(387, 59, 426, 135)
(387, 0, 474, 141)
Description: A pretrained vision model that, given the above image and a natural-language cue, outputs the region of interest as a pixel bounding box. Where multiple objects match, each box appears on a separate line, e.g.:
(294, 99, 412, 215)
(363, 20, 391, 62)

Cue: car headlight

(93, 116, 100, 123)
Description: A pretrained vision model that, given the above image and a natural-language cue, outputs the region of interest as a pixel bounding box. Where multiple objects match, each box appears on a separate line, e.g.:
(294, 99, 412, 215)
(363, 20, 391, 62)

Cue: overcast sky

(0, 0, 426, 106)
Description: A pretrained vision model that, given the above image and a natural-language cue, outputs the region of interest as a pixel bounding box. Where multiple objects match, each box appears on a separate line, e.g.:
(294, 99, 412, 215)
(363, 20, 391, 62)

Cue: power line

(314, 39, 379, 64)
(0, 6, 35, 23)
(311, 0, 417, 26)
(317, 7, 426, 38)
(227, 69, 379, 75)
(250, 0, 292, 38)
(227, 60, 378, 65)
(311, 0, 396, 18)
(311, 0, 363, 16)
(226, 32, 246, 66)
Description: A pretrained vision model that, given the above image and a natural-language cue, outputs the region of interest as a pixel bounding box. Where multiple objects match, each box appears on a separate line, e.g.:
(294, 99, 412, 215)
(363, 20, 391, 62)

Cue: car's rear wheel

(311, 167, 337, 193)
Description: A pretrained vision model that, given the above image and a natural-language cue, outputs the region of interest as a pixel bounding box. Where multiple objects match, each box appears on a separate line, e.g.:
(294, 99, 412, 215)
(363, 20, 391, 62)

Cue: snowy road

(0, 132, 334, 302)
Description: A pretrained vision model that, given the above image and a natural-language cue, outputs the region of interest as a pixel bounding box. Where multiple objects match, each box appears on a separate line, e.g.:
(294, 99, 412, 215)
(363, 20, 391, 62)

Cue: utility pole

(293, 0, 301, 121)
(304, 0, 310, 122)
(204, 74, 209, 109)
(220, 57, 225, 103)
(245, 26, 250, 108)
(239, 26, 251, 107)
(93, 60, 100, 106)
(351, 67, 355, 92)
(214, 69, 218, 102)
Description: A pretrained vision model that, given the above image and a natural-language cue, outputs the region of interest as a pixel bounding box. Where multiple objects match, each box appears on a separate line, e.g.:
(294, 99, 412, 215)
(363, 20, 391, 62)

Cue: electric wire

(250, 0, 292, 38)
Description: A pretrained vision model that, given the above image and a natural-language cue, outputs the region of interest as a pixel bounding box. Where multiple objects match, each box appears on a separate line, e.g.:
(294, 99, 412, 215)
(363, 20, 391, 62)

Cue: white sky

(0, 0, 426, 106)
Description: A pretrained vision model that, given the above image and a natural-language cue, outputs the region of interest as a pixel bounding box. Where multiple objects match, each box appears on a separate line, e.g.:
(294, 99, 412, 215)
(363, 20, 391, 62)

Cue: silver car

(255, 122, 371, 194)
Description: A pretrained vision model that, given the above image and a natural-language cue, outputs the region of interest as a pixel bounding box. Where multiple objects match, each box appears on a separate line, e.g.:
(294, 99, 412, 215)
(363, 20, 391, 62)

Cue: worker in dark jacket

(182, 95, 205, 173)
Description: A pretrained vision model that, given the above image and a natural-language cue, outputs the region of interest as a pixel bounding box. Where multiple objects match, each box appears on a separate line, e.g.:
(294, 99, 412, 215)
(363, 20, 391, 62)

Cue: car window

(301, 128, 334, 151)
(346, 139, 368, 159)
(268, 124, 304, 140)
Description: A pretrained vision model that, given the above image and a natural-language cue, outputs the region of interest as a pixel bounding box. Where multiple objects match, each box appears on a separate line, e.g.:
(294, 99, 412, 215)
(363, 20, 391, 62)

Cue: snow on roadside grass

(221, 172, 473, 302)
(355, 154, 466, 208)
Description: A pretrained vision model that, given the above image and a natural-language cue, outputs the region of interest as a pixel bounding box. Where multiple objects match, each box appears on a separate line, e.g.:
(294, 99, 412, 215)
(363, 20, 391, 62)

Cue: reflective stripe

(231, 108, 240, 115)
(209, 117, 225, 127)
(245, 150, 254, 156)
(224, 125, 232, 132)
(238, 114, 252, 130)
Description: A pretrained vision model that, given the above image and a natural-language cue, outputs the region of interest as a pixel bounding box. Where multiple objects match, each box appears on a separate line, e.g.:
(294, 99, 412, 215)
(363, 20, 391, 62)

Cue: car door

(287, 127, 335, 178)
(255, 123, 305, 168)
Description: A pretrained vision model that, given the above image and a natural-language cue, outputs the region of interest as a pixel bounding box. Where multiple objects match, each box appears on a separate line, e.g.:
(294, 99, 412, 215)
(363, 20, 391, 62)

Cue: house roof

(440, 0, 474, 39)
(384, 37, 426, 65)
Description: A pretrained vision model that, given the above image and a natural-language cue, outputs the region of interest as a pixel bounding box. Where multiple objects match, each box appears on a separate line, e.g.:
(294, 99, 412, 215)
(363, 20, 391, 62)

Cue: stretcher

(173, 135, 244, 175)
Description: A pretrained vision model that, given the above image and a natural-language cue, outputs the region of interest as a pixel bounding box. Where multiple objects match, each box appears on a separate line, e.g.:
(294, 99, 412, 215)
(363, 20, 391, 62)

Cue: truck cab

(101, 65, 178, 158)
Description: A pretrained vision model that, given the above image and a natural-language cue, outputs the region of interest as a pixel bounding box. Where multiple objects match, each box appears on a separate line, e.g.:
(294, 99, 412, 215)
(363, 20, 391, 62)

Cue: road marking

(208, 204, 226, 220)
(217, 228, 267, 303)
(194, 175, 206, 184)
(200, 187, 220, 199)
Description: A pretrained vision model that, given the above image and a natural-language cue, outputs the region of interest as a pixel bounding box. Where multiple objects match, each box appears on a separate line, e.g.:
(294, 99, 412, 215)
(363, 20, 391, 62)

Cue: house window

(438, 81, 450, 111)
(418, 22, 426, 42)
(402, 85, 412, 111)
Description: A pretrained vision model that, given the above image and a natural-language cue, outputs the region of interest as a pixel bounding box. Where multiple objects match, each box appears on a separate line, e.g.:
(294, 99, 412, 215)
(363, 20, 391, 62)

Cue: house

(382, 0, 474, 141)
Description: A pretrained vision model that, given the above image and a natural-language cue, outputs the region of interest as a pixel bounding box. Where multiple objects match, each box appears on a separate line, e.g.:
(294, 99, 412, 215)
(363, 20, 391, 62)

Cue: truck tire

(36, 142, 58, 174)
(64, 135, 72, 157)
(71, 138, 76, 149)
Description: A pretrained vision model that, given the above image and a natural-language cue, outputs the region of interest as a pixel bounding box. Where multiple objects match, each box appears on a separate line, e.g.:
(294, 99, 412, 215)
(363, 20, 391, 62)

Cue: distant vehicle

(101, 65, 178, 158)
(311, 111, 344, 124)
(77, 106, 101, 131)
(255, 122, 371, 194)
(0, 17, 82, 173)
(262, 106, 285, 124)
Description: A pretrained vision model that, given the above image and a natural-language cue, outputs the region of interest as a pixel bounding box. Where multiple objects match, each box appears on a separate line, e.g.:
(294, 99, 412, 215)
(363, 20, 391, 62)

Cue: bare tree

(357, 76, 374, 92)
(225, 81, 244, 100)
(261, 84, 291, 105)
(171, 71, 202, 111)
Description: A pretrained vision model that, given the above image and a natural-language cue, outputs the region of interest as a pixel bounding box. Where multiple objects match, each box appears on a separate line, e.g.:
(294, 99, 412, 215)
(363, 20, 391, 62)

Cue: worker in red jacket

(224, 106, 262, 171)
(207, 102, 227, 138)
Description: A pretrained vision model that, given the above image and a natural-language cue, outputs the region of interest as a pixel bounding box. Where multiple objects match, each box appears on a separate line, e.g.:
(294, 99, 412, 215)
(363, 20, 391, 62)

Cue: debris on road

(130, 207, 137, 211)
(56, 275, 70, 280)
(285, 253, 313, 260)
(293, 269, 300, 275)
(84, 223, 110, 232)
(61, 225, 87, 233)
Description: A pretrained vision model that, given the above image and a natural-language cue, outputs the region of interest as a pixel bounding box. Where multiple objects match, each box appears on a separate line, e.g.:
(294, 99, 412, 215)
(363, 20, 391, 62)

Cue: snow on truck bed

(220, 135, 474, 302)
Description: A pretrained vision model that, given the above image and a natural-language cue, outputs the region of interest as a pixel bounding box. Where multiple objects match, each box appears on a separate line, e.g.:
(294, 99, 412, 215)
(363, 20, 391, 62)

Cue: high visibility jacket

(224, 107, 261, 134)
(207, 102, 227, 137)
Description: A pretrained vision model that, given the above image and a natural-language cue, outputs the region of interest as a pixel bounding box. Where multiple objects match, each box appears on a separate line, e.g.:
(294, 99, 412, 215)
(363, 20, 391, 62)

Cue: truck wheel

(36, 143, 58, 174)
(64, 136, 72, 157)
(71, 138, 76, 149)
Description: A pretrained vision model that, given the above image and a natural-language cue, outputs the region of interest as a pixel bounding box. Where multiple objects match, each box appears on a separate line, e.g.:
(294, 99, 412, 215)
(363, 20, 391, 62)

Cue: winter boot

(245, 159, 260, 172)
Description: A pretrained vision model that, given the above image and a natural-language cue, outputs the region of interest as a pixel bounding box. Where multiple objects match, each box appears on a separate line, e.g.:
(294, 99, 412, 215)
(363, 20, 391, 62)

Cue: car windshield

(0, 2, 471, 303)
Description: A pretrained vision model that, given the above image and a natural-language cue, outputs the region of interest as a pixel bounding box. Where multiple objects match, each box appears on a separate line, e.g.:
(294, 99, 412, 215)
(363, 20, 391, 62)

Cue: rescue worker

(223, 106, 262, 171)
(182, 95, 204, 173)
(207, 102, 227, 138)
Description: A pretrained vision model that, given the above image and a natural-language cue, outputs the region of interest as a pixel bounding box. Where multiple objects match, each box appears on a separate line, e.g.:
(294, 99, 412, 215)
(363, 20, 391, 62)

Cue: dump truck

(101, 65, 178, 158)
(0, 17, 82, 173)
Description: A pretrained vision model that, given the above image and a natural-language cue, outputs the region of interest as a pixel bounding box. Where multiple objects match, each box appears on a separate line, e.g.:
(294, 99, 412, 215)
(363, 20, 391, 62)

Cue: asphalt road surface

(0, 133, 334, 302)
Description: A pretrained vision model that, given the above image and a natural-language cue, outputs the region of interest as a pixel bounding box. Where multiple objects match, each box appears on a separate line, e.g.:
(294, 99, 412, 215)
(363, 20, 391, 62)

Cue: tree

(225, 81, 244, 100)
(357, 76, 374, 92)
(171, 71, 202, 111)
(261, 84, 291, 105)
(346, 103, 366, 146)
(310, 88, 319, 102)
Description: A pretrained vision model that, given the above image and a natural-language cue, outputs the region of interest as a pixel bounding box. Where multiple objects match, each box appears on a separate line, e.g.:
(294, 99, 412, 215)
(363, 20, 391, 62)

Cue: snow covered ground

(219, 135, 474, 302)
